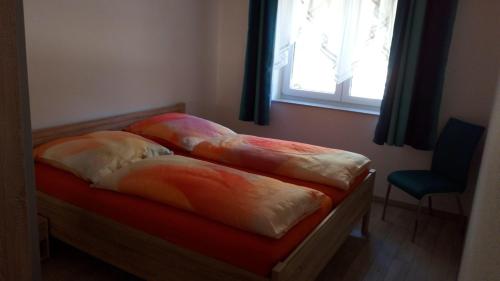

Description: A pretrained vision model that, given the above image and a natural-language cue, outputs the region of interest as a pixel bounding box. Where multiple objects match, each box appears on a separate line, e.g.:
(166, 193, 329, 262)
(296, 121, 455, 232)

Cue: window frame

(274, 0, 391, 114)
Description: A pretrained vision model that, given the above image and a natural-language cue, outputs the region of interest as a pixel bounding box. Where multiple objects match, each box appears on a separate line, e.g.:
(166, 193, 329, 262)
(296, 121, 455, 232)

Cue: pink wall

(25, 0, 213, 129)
(203, 0, 499, 214)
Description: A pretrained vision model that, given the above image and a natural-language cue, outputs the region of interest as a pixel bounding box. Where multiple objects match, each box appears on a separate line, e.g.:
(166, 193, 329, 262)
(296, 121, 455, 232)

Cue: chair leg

(412, 199, 423, 242)
(428, 196, 433, 216)
(382, 183, 392, 221)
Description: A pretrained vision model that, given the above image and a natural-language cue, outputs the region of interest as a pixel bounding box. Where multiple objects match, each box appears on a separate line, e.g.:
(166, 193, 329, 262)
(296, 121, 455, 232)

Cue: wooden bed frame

(33, 103, 376, 281)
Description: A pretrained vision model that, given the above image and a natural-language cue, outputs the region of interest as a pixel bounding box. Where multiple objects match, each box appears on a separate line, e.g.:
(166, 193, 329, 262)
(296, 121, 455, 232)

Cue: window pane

(350, 53, 390, 100)
(288, 0, 345, 95)
(349, 0, 398, 100)
(290, 39, 338, 94)
(284, 0, 397, 101)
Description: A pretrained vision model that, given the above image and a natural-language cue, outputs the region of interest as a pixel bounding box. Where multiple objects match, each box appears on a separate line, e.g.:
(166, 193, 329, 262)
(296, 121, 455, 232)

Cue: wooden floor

(41, 202, 465, 281)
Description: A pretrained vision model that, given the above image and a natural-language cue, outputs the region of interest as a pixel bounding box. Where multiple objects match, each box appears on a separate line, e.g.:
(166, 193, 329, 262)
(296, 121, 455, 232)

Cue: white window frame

(273, 0, 387, 114)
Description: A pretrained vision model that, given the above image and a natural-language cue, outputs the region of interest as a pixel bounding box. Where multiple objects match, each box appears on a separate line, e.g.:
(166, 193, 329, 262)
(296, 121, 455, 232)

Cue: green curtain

(374, 0, 459, 150)
(239, 0, 279, 126)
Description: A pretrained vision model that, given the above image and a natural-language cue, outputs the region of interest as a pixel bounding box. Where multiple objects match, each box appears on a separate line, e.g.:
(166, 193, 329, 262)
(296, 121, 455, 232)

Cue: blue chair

(382, 118, 485, 242)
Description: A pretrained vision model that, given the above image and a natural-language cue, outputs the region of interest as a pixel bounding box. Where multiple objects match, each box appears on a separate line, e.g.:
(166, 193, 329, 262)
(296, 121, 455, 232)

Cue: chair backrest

(431, 118, 485, 189)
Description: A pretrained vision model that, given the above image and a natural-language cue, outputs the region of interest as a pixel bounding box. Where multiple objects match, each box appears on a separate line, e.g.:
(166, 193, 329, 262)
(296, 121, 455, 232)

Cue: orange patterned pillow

(126, 113, 236, 151)
(34, 131, 171, 183)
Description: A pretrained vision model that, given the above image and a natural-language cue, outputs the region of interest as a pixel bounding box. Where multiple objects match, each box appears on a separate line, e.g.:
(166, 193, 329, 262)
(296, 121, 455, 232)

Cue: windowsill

(273, 98, 381, 116)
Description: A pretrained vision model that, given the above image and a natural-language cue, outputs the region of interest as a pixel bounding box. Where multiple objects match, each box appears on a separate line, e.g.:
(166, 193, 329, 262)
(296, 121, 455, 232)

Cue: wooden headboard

(32, 103, 185, 146)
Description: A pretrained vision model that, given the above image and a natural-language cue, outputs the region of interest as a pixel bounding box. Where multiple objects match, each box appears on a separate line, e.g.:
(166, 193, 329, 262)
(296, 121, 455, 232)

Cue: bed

(33, 103, 376, 281)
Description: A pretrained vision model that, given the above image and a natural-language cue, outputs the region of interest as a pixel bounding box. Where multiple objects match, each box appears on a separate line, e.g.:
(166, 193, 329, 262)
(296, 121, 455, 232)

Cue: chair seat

(388, 170, 462, 199)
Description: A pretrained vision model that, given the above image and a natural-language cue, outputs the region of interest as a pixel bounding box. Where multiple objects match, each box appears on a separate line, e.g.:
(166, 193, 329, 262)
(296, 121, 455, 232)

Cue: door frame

(0, 0, 42, 280)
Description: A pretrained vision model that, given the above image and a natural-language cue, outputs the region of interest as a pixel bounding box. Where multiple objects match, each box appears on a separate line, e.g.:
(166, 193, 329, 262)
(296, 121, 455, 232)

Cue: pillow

(34, 131, 171, 183)
(126, 113, 236, 151)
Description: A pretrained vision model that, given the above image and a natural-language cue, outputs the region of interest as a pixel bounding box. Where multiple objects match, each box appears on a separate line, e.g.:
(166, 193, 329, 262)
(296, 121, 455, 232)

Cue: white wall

(459, 77, 500, 281)
(24, 0, 211, 129)
(204, 0, 499, 214)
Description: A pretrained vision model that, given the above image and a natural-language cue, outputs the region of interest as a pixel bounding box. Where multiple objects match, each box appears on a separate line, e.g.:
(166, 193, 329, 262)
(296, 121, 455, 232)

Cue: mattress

(35, 161, 365, 276)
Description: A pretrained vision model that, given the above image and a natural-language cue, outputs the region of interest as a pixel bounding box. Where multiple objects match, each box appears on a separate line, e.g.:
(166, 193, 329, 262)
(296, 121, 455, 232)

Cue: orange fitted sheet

(35, 162, 364, 276)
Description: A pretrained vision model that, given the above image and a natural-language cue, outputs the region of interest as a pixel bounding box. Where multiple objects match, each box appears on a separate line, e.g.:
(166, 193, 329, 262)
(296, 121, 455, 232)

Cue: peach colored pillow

(34, 131, 171, 183)
(126, 113, 236, 151)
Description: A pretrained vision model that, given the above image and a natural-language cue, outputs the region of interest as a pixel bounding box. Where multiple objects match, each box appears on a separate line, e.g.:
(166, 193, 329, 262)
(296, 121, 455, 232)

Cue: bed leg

(361, 210, 370, 237)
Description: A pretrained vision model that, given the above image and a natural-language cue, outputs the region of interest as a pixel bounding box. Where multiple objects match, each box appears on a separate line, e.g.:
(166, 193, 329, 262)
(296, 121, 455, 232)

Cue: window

(274, 0, 398, 113)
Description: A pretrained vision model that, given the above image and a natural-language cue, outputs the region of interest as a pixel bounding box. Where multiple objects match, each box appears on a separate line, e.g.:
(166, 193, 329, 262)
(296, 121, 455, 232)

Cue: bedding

(36, 162, 362, 276)
(126, 112, 236, 151)
(126, 114, 371, 190)
(192, 134, 371, 190)
(34, 131, 171, 183)
(94, 155, 326, 238)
